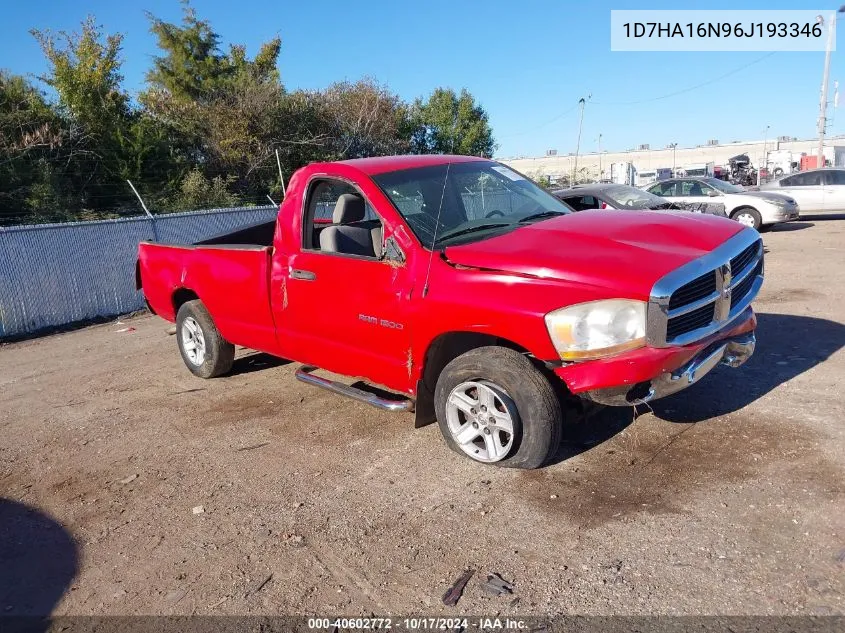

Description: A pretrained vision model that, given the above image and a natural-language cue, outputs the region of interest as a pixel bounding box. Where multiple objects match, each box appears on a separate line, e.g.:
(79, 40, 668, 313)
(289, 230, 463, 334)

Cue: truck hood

(443, 210, 744, 300)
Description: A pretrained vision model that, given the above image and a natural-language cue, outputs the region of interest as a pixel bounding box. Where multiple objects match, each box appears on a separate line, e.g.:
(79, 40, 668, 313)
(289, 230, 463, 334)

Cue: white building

(500, 135, 845, 184)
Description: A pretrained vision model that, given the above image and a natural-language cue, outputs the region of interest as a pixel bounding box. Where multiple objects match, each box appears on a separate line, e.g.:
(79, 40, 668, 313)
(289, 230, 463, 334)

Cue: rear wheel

(434, 346, 562, 469)
(176, 300, 235, 378)
(731, 206, 762, 230)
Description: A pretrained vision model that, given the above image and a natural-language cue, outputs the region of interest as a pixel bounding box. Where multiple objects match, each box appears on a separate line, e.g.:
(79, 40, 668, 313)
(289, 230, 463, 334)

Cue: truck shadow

(0, 498, 78, 620)
(767, 221, 814, 232)
(551, 312, 845, 462)
(797, 212, 845, 221)
(228, 351, 292, 376)
(651, 312, 845, 423)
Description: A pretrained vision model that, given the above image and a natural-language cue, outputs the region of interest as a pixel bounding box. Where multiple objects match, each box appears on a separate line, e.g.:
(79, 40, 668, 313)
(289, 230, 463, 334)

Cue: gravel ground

(1, 217, 843, 617)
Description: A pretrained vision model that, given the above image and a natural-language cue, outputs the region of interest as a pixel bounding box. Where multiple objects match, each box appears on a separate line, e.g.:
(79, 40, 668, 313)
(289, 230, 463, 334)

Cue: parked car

(758, 168, 845, 213)
(552, 183, 726, 216)
(645, 177, 799, 230)
(138, 155, 762, 469)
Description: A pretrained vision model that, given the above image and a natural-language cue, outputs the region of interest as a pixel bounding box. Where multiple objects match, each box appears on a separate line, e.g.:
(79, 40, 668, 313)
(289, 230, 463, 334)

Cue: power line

(591, 52, 777, 106)
(499, 101, 584, 138)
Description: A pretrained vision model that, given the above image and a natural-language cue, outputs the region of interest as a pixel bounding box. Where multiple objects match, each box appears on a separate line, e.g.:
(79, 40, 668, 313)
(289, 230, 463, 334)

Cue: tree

(1, 4, 500, 226)
(31, 18, 144, 215)
(145, 2, 230, 102)
(170, 167, 238, 210)
(0, 72, 66, 224)
(32, 16, 129, 139)
(318, 78, 414, 159)
(411, 88, 496, 157)
(529, 172, 553, 190)
(144, 1, 281, 104)
(141, 2, 298, 204)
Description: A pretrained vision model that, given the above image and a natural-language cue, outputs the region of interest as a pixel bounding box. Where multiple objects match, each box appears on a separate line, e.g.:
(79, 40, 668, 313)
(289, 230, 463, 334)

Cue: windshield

(704, 178, 744, 193)
(602, 185, 670, 209)
(372, 161, 572, 248)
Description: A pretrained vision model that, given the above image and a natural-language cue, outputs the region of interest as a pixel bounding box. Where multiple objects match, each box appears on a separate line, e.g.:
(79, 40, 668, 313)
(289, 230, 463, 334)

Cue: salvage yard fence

(0, 205, 278, 339)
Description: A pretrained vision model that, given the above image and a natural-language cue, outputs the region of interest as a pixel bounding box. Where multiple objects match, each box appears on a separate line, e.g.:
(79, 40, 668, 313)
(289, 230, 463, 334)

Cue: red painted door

(282, 249, 415, 393)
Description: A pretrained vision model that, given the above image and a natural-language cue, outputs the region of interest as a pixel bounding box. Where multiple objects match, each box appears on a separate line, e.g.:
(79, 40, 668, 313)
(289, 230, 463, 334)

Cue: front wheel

(176, 300, 235, 378)
(434, 346, 562, 468)
(731, 207, 762, 230)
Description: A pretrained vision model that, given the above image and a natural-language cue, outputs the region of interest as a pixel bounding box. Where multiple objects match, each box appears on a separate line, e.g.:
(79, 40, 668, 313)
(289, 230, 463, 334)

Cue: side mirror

(706, 189, 720, 197)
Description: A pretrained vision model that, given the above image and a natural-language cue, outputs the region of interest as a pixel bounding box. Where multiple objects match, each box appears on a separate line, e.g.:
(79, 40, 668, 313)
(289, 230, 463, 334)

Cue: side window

(565, 195, 599, 211)
(303, 179, 383, 258)
(826, 170, 845, 185)
(681, 180, 706, 196)
(784, 172, 822, 187)
(648, 182, 674, 196)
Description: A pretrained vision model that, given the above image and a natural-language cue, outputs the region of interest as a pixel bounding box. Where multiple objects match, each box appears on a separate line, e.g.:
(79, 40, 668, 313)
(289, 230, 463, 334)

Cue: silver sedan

(759, 168, 845, 213)
(645, 177, 800, 230)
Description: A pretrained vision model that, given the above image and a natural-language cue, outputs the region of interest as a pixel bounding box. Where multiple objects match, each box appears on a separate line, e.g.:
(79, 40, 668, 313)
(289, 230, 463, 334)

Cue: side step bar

(295, 365, 414, 412)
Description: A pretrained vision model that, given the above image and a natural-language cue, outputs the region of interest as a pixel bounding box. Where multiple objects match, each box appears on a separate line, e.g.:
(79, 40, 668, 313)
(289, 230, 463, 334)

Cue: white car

(645, 177, 800, 230)
(759, 168, 845, 213)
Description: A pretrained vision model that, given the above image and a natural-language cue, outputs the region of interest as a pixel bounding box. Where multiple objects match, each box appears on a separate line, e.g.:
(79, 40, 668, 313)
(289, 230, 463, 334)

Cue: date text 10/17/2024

(307, 617, 528, 630)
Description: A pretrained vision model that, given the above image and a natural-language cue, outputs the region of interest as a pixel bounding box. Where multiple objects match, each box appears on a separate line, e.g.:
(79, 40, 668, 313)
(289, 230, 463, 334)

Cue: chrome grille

(731, 259, 763, 309)
(667, 271, 716, 310)
(647, 229, 764, 347)
(666, 303, 715, 340)
(730, 242, 759, 275)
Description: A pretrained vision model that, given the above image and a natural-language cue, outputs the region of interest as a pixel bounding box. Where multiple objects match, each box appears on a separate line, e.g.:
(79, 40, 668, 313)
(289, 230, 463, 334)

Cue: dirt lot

(1, 217, 844, 618)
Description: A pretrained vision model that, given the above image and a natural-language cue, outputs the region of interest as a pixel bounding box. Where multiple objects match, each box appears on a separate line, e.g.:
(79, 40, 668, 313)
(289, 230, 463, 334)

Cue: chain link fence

(0, 205, 278, 339)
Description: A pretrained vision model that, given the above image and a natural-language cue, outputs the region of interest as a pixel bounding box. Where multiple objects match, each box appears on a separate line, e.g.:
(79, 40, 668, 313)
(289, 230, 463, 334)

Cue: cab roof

(337, 154, 490, 175)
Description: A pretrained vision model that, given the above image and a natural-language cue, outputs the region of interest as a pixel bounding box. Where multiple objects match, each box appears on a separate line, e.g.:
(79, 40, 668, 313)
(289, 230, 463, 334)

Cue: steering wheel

(484, 210, 505, 218)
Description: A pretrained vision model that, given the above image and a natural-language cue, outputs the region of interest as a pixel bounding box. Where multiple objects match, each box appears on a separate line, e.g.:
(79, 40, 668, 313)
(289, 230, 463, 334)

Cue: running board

(295, 365, 414, 412)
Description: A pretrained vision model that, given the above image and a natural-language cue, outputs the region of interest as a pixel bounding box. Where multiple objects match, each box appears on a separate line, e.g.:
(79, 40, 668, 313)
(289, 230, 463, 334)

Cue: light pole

(572, 96, 588, 184)
(670, 142, 677, 175)
(597, 133, 603, 181)
(817, 7, 845, 167)
(758, 125, 770, 186)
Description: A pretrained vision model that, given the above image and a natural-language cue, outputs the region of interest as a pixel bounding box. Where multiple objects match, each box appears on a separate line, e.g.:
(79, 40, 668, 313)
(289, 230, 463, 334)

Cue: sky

(1, 0, 842, 158)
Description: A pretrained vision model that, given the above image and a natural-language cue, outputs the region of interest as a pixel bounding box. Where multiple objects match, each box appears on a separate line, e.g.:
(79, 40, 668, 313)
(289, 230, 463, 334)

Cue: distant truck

(677, 162, 715, 178)
(605, 161, 636, 185)
(137, 155, 762, 469)
(765, 149, 802, 178)
(634, 167, 671, 187)
(635, 169, 656, 187)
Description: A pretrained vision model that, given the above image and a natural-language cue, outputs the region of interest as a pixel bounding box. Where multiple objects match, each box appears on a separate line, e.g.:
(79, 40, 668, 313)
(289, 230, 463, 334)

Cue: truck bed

(137, 240, 278, 353)
(194, 219, 277, 247)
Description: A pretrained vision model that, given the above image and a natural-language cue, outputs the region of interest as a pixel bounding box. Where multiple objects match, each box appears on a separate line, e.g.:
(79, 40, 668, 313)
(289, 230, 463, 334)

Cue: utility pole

(572, 96, 587, 185)
(670, 143, 677, 175)
(758, 125, 770, 186)
(818, 9, 844, 167)
(597, 133, 603, 181)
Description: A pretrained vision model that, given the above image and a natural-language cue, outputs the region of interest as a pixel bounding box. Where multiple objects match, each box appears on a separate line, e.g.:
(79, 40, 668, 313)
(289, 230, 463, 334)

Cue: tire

(730, 206, 762, 230)
(434, 346, 562, 469)
(176, 300, 235, 378)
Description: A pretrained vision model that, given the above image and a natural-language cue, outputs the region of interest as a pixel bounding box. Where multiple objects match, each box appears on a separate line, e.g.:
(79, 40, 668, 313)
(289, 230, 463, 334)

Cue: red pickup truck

(138, 155, 762, 469)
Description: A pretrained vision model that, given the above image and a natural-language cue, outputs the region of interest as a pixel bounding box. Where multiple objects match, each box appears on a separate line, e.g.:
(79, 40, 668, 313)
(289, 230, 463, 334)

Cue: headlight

(545, 299, 646, 361)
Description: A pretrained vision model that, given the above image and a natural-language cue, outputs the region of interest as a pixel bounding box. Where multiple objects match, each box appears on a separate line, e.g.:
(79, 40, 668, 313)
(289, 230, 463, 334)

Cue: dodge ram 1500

(138, 155, 761, 468)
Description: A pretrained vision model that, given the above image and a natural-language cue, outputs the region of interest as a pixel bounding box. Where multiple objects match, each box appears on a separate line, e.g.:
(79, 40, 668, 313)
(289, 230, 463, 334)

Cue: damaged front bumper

(580, 332, 756, 406)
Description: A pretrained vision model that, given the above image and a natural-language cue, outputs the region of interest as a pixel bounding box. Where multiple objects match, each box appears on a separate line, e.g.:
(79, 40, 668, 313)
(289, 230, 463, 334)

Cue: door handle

(290, 268, 316, 281)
